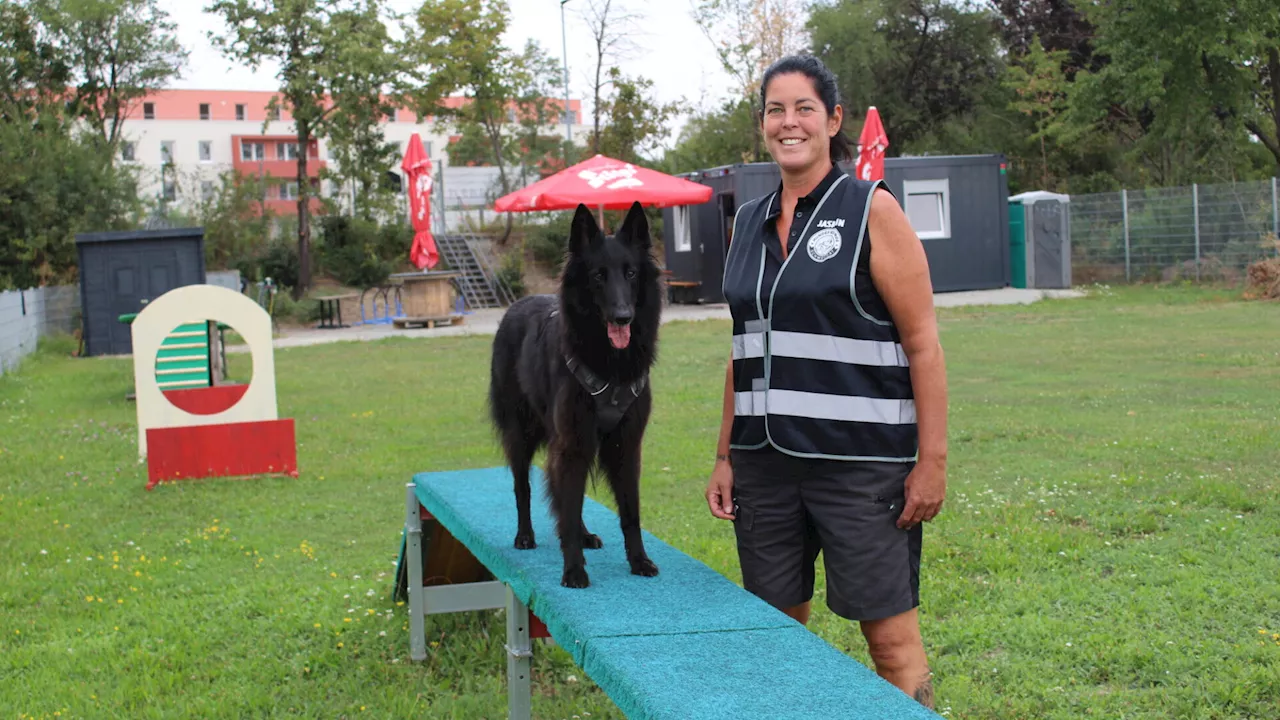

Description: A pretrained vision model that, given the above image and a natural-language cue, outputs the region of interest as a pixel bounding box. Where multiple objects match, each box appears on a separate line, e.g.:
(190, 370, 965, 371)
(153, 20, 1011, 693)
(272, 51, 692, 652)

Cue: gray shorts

(730, 446, 921, 622)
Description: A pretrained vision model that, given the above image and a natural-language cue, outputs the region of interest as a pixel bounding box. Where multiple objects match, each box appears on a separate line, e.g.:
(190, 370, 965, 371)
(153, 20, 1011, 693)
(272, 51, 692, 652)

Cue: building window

(267, 106, 280, 121)
(120, 142, 136, 162)
(673, 206, 692, 252)
(160, 141, 175, 165)
(424, 140, 432, 156)
(279, 181, 299, 200)
(902, 178, 951, 240)
(143, 102, 155, 120)
(201, 180, 215, 202)
(199, 103, 210, 120)
(278, 142, 299, 160)
(162, 178, 177, 201)
(240, 142, 265, 161)
(235, 104, 246, 121)
(386, 108, 397, 122)
(198, 141, 212, 162)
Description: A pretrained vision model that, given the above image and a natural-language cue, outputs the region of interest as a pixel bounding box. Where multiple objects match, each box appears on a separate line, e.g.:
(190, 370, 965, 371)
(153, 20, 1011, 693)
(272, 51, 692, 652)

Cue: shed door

(104, 248, 182, 354)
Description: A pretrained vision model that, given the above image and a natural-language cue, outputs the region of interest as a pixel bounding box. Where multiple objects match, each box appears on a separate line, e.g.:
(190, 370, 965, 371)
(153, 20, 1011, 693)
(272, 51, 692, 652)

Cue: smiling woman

(706, 53, 949, 710)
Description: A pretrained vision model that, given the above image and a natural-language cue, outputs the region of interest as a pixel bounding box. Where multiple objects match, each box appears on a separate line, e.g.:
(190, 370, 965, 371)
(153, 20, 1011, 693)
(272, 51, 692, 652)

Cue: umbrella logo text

(579, 165, 644, 190)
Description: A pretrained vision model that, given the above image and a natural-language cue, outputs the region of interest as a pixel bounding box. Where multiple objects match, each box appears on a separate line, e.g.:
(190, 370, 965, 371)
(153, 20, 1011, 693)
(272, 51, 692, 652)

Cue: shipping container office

(662, 154, 1011, 302)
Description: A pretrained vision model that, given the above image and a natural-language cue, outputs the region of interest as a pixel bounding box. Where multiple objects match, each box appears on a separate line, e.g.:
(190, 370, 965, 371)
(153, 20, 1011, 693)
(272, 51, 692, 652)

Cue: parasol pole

(598, 204, 605, 233)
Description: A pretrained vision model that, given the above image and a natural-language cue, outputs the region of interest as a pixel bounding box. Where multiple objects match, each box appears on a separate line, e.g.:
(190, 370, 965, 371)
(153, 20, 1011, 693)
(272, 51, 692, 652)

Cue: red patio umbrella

(401, 133, 438, 269)
(854, 106, 889, 182)
(492, 154, 713, 219)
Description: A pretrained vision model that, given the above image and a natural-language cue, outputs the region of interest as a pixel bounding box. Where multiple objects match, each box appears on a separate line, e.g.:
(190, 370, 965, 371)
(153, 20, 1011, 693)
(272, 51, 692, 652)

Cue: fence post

(1192, 183, 1201, 282)
(1272, 176, 1278, 250)
(1122, 189, 1131, 282)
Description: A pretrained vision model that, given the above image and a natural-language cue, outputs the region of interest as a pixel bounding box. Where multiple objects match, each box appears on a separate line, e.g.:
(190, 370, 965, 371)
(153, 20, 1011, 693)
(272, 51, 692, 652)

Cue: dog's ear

(617, 201, 650, 251)
(569, 203, 599, 257)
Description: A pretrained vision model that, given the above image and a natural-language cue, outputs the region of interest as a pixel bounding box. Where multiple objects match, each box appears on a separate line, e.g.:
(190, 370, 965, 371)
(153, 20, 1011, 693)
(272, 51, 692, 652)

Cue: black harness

(565, 354, 648, 432)
(550, 308, 647, 432)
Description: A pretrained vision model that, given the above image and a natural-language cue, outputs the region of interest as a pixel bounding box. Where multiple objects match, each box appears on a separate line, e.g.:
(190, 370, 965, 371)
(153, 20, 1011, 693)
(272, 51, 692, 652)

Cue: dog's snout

(611, 310, 633, 326)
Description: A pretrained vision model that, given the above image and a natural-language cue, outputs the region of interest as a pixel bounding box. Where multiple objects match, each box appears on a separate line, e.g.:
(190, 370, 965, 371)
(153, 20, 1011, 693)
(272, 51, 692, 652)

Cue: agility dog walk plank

(399, 466, 940, 719)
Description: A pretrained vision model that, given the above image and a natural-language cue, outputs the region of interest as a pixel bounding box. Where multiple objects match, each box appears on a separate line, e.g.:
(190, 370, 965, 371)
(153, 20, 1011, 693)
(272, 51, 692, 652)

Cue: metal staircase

(435, 232, 517, 310)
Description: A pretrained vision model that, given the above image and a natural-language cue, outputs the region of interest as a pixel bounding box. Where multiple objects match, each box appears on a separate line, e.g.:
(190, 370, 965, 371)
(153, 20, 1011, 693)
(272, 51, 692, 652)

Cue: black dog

(488, 201, 661, 588)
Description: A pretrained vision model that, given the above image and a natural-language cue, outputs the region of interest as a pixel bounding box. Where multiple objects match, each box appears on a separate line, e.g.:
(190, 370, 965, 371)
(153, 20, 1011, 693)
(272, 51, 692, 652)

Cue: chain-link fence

(1070, 177, 1280, 283)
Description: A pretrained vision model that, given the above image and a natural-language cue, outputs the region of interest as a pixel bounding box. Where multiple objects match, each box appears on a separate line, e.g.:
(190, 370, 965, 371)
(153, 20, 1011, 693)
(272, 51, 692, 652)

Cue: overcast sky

(158, 0, 743, 149)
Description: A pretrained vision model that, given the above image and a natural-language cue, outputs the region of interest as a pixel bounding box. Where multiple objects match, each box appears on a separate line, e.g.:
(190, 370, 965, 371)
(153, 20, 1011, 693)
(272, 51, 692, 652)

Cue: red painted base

(530, 613, 550, 639)
(146, 418, 298, 490)
(162, 384, 250, 415)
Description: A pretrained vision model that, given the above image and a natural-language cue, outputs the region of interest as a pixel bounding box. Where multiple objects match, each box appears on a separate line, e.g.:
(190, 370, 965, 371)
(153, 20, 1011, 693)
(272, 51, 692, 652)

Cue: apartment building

(120, 89, 586, 217)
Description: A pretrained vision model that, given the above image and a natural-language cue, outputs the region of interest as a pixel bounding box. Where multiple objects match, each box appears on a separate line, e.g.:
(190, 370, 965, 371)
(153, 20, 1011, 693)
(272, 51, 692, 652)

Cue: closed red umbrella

(855, 106, 889, 182)
(492, 154, 712, 214)
(401, 133, 438, 269)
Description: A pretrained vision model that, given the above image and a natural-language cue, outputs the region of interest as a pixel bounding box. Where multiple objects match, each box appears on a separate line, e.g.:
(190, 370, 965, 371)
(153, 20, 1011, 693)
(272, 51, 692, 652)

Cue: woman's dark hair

(759, 54, 854, 164)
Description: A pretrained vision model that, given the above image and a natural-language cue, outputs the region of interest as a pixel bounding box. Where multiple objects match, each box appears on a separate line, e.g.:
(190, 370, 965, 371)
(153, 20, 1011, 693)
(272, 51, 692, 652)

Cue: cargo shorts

(730, 446, 921, 622)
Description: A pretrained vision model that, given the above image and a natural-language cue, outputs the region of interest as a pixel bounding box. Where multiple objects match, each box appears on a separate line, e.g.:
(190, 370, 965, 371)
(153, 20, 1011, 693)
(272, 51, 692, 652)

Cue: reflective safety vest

(721, 174, 918, 462)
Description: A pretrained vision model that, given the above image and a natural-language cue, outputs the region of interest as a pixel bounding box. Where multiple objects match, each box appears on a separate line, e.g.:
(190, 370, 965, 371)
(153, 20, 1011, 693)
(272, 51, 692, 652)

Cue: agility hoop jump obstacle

(130, 284, 298, 490)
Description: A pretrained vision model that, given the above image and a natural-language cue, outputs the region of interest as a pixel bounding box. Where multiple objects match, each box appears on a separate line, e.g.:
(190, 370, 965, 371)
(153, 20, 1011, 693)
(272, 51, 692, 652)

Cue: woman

(705, 54, 947, 709)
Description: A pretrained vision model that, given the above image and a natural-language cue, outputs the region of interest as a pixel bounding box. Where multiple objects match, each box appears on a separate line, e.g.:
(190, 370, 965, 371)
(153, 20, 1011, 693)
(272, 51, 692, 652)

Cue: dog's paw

(583, 533, 603, 550)
(629, 556, 659, 577)
(513, 532, 537, 550)
(561, 566, 590, 588)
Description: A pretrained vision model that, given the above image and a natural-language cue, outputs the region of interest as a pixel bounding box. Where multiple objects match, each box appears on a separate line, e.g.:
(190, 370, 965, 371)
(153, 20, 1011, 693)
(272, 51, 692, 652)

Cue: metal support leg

(505, 587, 533, 720)
(405, 483, 427, 662)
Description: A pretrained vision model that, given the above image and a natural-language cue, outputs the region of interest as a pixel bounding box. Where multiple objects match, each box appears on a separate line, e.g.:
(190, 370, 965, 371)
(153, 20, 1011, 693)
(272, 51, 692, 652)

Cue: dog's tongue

(607, 323, 631, 349)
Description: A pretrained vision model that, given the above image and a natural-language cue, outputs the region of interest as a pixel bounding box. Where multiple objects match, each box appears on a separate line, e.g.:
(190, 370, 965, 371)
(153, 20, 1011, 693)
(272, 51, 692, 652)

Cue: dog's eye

(625, 268, 637, 279)
(593, 270, 606, 282)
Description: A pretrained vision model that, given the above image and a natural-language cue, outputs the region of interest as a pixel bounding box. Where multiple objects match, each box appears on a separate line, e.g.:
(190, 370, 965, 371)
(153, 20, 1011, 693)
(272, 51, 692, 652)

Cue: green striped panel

(155, 322, 211, 389)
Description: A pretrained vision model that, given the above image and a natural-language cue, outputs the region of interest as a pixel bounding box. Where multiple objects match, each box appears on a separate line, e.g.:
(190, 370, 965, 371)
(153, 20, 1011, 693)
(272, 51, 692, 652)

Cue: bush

(259, 241, 300, 290)
(526, 212, 574, 276)
(318, 215, 394, 289)
(496, 245, 527, 298)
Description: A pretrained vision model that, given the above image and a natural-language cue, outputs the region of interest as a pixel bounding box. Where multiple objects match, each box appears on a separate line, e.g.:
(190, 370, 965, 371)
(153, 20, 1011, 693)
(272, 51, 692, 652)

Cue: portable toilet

(1008, 191, 1071, 289)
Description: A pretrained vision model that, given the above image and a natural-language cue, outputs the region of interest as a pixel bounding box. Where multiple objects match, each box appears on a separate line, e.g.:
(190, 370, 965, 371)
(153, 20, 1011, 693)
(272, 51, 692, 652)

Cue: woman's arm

(867, 188, 948, 528)
(706, 355, 736, 520)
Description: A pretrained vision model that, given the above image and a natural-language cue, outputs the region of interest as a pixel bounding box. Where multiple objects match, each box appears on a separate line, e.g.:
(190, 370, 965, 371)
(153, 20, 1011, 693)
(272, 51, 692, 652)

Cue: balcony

(232, 135, 324, 179)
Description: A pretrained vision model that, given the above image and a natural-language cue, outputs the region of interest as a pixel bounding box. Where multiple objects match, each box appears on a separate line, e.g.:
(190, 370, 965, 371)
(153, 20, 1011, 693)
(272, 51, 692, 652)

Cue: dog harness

(565, 354, 648, 433)
(548, 307, 648, 433)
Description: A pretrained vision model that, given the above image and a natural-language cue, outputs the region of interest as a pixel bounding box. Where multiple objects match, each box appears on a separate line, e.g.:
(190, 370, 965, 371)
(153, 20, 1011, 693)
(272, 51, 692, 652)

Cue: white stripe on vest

(735, 390, 916, 424)
(733, 330, 908, 366)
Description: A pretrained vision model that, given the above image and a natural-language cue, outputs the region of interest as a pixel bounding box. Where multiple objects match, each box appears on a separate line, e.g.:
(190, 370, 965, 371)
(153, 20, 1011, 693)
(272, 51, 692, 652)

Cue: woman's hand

(706, 458, 736, 521)
(897, 458, 946, 529)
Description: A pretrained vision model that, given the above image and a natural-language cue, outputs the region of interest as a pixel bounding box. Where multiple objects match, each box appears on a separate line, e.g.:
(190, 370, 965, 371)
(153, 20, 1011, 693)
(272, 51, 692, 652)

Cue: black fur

(488, 201, 662, 588)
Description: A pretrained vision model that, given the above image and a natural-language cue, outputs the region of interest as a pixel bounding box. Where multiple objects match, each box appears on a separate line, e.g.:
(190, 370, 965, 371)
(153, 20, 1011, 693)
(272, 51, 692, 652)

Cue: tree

(593, 68, 680, 164)
(691, 0, 809, 161)
(32, 0, 187, 149)
(579, 0, 639, 155)
(207, 0, 404, 296)
(1004, 37, 1070, 189)
(660, 97, 757, 173)
(1070, 0, 1280, 178)
(809, 0, 1005, 154)
(0, 1, 141, 289)
(194, 169, 274, 277)
(322, 2, 402, 220)
(989, 0, 1098, 76)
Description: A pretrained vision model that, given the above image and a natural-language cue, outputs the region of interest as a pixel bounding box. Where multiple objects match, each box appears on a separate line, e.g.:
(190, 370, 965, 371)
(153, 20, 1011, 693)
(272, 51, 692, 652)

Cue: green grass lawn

(2, 284, 1278, 719)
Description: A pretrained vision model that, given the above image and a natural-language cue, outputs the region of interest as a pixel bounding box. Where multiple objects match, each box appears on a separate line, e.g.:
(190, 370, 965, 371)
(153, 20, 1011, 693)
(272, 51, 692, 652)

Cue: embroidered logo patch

(806, 227, 843, 263)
